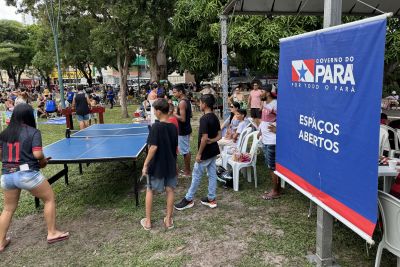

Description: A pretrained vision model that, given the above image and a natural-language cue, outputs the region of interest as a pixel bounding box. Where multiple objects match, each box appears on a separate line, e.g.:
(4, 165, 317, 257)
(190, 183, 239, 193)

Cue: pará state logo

(292, 60, 315, 82)
(291, 57, 356, 93)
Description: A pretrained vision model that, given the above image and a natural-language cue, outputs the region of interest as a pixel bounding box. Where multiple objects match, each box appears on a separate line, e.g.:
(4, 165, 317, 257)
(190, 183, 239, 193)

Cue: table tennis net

(70, 126, 149, 138)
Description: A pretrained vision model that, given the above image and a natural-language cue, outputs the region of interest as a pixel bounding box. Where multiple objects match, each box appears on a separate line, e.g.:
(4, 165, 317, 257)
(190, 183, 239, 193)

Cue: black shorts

(250, 108, 261, 119)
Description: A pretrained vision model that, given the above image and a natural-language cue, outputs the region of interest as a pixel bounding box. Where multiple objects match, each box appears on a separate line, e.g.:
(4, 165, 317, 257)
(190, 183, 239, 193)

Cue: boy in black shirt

(141, 99, 178, 230)
(175, 94, 221, 210)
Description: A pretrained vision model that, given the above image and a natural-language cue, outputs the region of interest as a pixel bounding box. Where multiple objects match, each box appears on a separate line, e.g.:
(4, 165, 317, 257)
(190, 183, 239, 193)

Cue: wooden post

(62, 106, 106, 130)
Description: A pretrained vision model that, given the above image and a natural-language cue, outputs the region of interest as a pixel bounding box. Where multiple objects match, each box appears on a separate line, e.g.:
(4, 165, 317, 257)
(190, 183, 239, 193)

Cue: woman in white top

(229, 85, 246, 109)
(147, 84, 158, 124)
(14, 88, 29, 106)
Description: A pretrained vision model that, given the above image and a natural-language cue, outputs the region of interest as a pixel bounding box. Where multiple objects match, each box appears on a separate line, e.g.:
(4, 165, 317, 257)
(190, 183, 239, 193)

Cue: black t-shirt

(198, 112, 220, 160)
(177, 99, 192, 136)
(1, 125, 42, 174)
(147, 121, 178, 178)
(75, 92, 90, 116)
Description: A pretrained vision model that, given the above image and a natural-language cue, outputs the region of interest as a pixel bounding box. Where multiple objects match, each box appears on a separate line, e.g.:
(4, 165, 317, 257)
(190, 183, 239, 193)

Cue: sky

(0, 0, 33, 24)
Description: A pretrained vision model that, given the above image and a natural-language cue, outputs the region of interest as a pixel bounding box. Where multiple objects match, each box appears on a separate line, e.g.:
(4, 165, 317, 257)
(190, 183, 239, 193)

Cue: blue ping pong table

(40, 124, 149, 207)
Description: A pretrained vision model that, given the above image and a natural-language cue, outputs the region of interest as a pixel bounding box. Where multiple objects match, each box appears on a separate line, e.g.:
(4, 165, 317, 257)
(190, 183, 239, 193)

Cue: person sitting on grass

(141, 98, 178, 230)
(44, 95, 57, 115)
(175, 94, 222, 210)
(0, 104, 69, 252)
(37, 100, 47, 118)
(4, 98, 14, 112)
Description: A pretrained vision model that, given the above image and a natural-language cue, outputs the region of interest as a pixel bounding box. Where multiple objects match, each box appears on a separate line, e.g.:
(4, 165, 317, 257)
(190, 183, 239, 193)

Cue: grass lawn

(0, 105, 396, 266)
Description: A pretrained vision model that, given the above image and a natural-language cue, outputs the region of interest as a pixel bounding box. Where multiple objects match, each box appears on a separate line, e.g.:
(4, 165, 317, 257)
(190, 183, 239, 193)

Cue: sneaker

(174, 198, 194, 211)
(200, 197, 217, 208)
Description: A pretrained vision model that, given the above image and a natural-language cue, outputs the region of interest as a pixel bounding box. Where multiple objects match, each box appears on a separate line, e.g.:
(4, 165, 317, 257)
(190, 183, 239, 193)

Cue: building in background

(168, 70, 195, 84)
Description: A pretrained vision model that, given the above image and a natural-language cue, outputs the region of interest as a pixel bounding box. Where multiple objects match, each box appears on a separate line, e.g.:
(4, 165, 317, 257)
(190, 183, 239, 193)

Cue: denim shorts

(1, 170, 45, 190)
(147, 176, 177, 193)
(77, 114, 90, 122)
(263, 144, 276, 171)
(178, 135, 190, 155)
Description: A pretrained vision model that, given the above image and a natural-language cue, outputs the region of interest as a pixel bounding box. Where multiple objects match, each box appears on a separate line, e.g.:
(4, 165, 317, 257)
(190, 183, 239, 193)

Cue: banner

(276, 16, 387, 239)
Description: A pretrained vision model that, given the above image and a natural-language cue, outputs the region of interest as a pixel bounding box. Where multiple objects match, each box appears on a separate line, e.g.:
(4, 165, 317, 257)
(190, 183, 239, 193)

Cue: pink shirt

(250, 89, 262, 109)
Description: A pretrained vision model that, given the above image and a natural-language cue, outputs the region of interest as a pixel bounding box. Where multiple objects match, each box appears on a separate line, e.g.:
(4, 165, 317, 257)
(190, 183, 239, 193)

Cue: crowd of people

(0, 84, 109, 130)
(0, 78, 280, 251)
(140, 80, 279, 230)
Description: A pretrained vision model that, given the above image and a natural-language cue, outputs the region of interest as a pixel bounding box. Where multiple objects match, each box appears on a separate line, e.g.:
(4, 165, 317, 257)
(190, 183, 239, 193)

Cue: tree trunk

(117, 50, 129, 118)
(149, 35, 167, 81)
(17, 70, 24, 88)
(86, 64, 93, 87)
(156, 35, 167, 80)
(97, 67, 104, 84)
(77, 63, 93, 87)
(149, 52, 158, 82)
(7, 68, 17, 88)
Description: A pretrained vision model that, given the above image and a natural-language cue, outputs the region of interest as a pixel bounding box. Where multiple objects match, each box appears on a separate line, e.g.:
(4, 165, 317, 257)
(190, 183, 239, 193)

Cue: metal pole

(75, 67, 78, 88)
(314, 1, 342, 267)
(220, 15, 229, 119)
(45, 0, 65, 108)
(323, 0, 342, 28)
(53, 20, 65, 108)
(138, 58, 140, 97)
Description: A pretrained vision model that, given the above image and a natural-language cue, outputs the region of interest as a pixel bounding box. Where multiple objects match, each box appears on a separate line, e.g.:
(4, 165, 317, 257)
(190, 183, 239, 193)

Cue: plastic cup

(388, 159, 397, 169)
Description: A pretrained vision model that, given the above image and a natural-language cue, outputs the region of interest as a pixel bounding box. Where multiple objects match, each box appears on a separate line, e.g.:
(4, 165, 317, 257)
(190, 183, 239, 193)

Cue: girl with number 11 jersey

(0, 104, 69, 253)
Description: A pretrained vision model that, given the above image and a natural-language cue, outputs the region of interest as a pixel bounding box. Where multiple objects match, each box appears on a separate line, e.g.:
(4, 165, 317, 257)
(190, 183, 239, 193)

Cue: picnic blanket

(39, 117, 66, 125)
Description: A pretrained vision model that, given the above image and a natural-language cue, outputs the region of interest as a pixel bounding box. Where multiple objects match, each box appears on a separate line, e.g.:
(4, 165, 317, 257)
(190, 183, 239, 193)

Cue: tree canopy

(2, 0, 400, 98)
(0, 19, 34, 88)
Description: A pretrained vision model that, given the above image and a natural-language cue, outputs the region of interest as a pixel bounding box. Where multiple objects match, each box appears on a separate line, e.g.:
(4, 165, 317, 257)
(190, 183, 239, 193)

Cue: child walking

(175, 94, 222, 210)
(141, 99, 178, 230)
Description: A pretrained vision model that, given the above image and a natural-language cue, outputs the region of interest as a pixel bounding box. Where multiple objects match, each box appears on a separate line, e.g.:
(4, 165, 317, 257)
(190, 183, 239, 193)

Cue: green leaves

(0, 20, 34, 87)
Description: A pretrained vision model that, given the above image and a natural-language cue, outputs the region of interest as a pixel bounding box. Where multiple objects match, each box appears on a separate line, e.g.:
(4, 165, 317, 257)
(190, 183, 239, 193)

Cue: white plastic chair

(221, 126, 253, 169)
(227, 131, 261, 191)
(247, 117, 259, 130)
(375, 191, 400, 267)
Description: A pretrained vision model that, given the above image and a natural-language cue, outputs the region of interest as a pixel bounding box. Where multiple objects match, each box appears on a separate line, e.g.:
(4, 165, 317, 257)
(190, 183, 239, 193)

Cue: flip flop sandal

(262, 194, 280, 200)
(140, 218, 151, 231)
(0, 238, 11, 252)
(47, 232, 70, 244)
(163, 218, 174, 230)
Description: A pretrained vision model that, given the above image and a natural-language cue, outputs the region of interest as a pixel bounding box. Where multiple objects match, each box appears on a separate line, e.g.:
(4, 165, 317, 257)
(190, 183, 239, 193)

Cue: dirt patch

(1, 209, 135, 266)
(262, 251, 288, 266)
(1, 185, 290, 266)
(185, 239, 248, 267)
